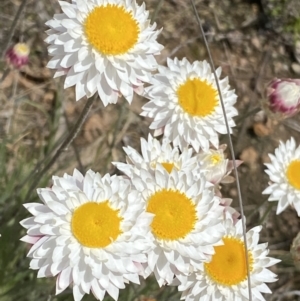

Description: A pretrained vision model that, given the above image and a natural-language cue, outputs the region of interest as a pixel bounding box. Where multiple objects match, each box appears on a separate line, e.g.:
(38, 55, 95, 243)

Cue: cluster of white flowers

(19, 0, 281, 301)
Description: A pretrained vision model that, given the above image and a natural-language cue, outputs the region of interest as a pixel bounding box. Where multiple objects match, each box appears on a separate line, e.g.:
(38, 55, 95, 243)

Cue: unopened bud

(266, 78, 300, 118)
(5, 43, 30, 69)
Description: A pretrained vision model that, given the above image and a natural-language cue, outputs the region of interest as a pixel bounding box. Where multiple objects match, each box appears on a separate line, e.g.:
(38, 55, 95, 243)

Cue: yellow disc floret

(210, 153, 222, 165)
(205, 236, 253, 286)
(146, 189, 197, 240)
(177, 78, 218, 117)
(14, 43, 30, 56)
(161, 162, 175, 173)
(286, 160, 300, 190)
(71, 201, 123, 248)
(84, 4, 139, 55)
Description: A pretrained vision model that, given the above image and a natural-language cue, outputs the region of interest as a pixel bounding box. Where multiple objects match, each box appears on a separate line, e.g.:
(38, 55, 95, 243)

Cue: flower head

(6, 43, 30, 68)
(141, 58, 238, 152)
(20, 169, 153, 301)
(45, 0, 163, 104)
(263, 137, 300, 215)
(198, 144, 242, 186)
(131, 165, 224, 286)
(265, 78, 300, 118)
(113, 134, 200, 177)
(176, 218, 280, 301)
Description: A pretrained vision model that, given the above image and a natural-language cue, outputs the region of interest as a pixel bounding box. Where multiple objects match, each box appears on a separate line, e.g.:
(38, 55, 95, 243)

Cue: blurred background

(1, 0, 300, 300)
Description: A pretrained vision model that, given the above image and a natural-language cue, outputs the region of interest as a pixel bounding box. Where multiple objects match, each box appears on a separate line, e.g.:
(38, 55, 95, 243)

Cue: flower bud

(5, 43, 30, 69)
(266, 78, 300, 117)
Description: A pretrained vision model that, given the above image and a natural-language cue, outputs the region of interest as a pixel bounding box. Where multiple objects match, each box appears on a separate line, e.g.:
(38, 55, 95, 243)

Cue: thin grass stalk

(189, 1, 253, 300)
(25, 95, 97, 200)
(1, 0, 28, 58)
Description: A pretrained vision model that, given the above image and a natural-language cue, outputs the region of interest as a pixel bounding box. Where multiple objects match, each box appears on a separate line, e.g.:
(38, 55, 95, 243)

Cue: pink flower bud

(267, 78, 300, 117)
(5, 43, 30, 69)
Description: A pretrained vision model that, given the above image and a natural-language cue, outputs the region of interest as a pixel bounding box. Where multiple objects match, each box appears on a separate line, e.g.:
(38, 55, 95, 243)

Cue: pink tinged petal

(73, 285, 85, 301)
(20, 235, 42, 244)
(56, 267, 72, 294)
(27, 236, 49, 257)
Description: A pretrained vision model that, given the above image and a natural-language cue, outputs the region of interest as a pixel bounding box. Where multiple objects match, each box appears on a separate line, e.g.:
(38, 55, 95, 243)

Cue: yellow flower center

(84, 4, 139, 55)
(177, 78, 218, 117)
(205, 237, 253, 286)
(286, 160, 300, 190)
(210, 153, 222, 165)
(146, 189, 197, 240)
(14, 43, 30, 56)
(161, 162, 175, 173)
(71, 201, 123, 248)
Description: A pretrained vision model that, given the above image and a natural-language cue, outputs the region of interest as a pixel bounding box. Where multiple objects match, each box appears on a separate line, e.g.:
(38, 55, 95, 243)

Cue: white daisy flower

(131, 165, 224, 286)
(141, 58, 238, 152)
(198, 145, 229, 185)
(113, 134, 200, 177)
(45, 0, 163, 104)
(20, 169, 153, 301)
(263, 137, 300, 215)
(176, 217, 280, 301)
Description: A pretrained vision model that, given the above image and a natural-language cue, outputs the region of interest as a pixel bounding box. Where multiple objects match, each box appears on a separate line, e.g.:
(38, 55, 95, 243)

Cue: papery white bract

(20, 169, 153, 301)
(131, 165, 224, 286)
(113, 134, 200, 177)
(176, 217, 280, 301)
(141, 58, 238, 152)
(45, 0, 163, 104)
(263, 137, 300, 215)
